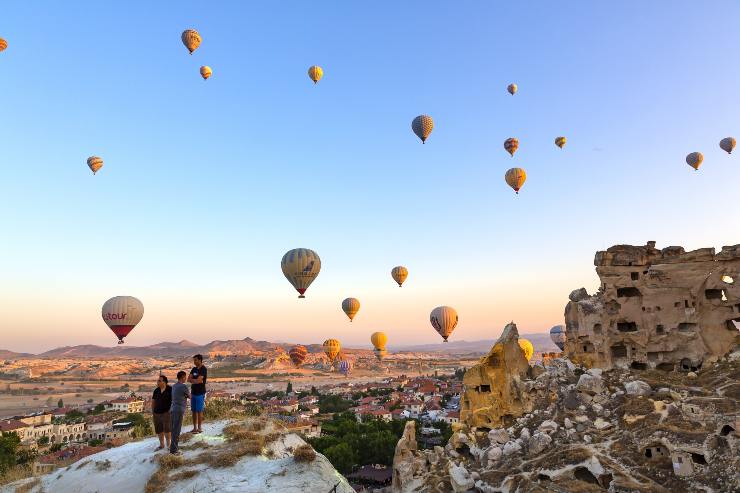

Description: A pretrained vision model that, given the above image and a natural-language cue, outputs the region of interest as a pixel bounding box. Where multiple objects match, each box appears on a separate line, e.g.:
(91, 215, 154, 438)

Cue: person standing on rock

(169, 370, 190, 455)
(152, 374, 172, 451)
(188, 354, 207, 434)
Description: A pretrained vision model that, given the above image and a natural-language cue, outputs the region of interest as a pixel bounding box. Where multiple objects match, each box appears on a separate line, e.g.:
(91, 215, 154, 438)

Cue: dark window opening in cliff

(573, 467, 599, 485)
(675, 301, 681, 308)
(599, 473, 613, 489)
(593, 323, 602, 334)
(537, 474, 551, 482)
(680, 358, 702, 371)
(474, 385, 491, 393)
(721, 275, 734, 284)
(678, 323, 697, 332)
(582, 343, 594, 353)
(656, 306, 662, 311)
(617, 287, 641, 298)
(645, 448, 652, 458)
(690, 453, 707, 465)
(611, 345, 627, 358)
(656, 362, 674, 371)
(617, 322, 638, 332)
(656, 324, 665, 334)
(705, 289, 723, 300)
(631, 361, 648, 370)
(631, 272, 639, 280)
(720, 424, 735, 436)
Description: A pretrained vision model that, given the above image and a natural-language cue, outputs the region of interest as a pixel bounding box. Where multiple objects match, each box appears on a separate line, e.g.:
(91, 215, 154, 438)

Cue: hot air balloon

(507, 83, 517, 96)
(505, 168, 527, 194)
(371, 332, 388, 362)
(686, 152, 703, 171)
(0, 38, 7, 53)
(308, 65, 323, 84)
(102, 296, 144, 344)
(200, 66, 212, 80)
(549, 325, 566, 351)
(342, 298, 360, 322)
(391, 266, 408, 287)
(720, 137, 736, 155)
(412, 115, 434, 144)
(87, 156, 104, 175)
(555, 136, 567, 149)
(281, 248, 321, 298)
(373, 348, 388, 362)
(323, 339, 341, 363)
(504, 138, 519, 157)
(181, 29, 201, 55)
(430, 306, 458, 342)
(518, 338, 534, 362)
(337, 359, 353, 376)
(289, 345, 308, 367)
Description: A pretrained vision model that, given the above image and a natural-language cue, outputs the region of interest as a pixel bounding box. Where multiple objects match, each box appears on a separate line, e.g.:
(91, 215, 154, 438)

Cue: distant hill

(0, 349, 33, 360)
(394, 333, 559, 354)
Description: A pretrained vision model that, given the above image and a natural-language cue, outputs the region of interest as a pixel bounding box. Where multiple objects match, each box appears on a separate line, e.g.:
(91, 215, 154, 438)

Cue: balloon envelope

(430, 306, 458, 342)
(281, 248, 321, 298)
(308, 65, 323, 84)
(505, 168, 527, 194)
(181, 29, 202, 54)
(370, 332, 387, 350)
(289, 345, 308, 367)
(0, 38, 7, 52)
(323, 339, 341, 363)
(102, 296, 144, 344)
(720, 137, 736, 154)
(87, 156, 103, 175)
(555, 136, 567, 149)
(337, 359, 353, 376)
(412, 115, 434, 143)
(518, 338, 534, 361)
(686, 152, 703, 170)
(342, 298, 360, 321)
(391, 266, 408, 287)
(504, 138, 519, 157)
(373, 348, 388, 362)
(550, 325, 566, 351)
(507, 83, 517, 95)
(200, 66, 212, 80)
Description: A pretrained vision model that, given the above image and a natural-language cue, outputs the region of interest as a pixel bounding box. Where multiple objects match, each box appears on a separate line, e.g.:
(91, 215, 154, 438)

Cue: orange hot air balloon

(181, 29, 202, 55)
(391, 266, 408, 287)
(289, 345, 308, 367)
(504, 138, 519, 157)
(342, 298, 360, 322)
(686, 152, 703, 171)
(323, 339, 341, 363)
(505, 168, 527, 194)
(200, 66, 212, 80)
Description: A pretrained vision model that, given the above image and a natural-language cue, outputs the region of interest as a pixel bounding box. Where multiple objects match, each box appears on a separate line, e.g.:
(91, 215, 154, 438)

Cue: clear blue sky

(1, 1, 740, 352)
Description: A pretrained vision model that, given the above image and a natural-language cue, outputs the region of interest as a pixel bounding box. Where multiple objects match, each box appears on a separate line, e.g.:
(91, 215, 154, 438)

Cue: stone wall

(565, 241, 740, 370)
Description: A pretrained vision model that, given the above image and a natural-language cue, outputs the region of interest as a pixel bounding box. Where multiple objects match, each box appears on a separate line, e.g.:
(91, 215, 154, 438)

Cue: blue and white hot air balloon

(550, 325, 566, 351)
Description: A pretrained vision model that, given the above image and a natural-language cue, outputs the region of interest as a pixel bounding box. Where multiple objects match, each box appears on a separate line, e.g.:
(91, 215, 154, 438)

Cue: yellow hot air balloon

(323, 339, 341, 363)
(181, 29, 202, 55)
(0, 38, 7, 53)
(200, 66, 212, 80)
(507, 83, 517, 96)
(430, 306, 458, 342)
(555, 136, 567, 149)
(505, 168, 527, 194)
(720, 137, 736, 154)
(342, 297, 360, 322)
(518, 338, 534, 361)
(686, 152, 703, 171)
(370, 332, 387, 351)
(308, 65, 323, 84)
(504, 138, 519, 157)
(281, 248, 321, 298)
(374, 348, 388, 362)
(87, 156, 104, 175)
(391, 266, 408, 287)
(412, 115, 434, 144)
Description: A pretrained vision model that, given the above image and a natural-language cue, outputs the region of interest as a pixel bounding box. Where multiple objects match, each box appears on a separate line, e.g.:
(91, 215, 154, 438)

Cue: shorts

(153, 412, 171, 434)
(191, 393, 205, 413)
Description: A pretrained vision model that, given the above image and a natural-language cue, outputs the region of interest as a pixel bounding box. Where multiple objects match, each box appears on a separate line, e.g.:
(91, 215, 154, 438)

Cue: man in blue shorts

(188, 354, 207, 433)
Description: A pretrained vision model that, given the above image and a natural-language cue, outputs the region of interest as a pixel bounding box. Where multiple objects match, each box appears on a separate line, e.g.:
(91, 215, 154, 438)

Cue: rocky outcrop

(459, 322, 535, 429)
(565, 241, 740, 370)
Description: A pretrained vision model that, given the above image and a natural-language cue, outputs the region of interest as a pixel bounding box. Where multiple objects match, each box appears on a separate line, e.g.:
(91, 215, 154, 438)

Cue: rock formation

(565, 241, 740, 370)
(459, 322, 537, 429)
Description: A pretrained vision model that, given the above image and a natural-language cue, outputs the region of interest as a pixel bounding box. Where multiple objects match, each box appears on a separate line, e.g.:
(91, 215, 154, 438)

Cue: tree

(57, 399, 64, 408)
(37, 436, 49, 446)
(286, 381, 293, 394)
(310, 386, 319, 396)
(0, 433, 20, 474)
(323, 442, 356, 474)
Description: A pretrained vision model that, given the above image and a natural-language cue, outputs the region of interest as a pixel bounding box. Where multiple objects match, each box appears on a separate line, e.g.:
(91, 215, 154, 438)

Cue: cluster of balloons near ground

(686, 137, 736, 170)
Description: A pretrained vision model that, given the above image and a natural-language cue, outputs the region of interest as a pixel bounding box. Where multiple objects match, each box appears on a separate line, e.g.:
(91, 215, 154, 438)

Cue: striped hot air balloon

(181, 29, 201, 54)
(289, 345, 308, 367)
(281, 248, 321, 298)
(337, 358, 353, 376)
(102, 296, 144, 344)
(322, 339, 341, 363)
(430, 306, 458, 342)
(342, 298, 360, 322)
(87, 156, 104, 175)
(412, 115, 434, 144)
(504, 138, 519, 157)
(0, 37, 7, 53)
(200, 66, 212, 80)
(518, 338, 534, 361)
(391, 266, 408, 287)
(686, 152, 703, 171)
(308, 65, 323, 84)
(505, 168, 527, 194)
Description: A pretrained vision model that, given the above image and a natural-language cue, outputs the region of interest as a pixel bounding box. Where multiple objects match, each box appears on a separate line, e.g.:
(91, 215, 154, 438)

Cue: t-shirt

(190, 365, 208, 396)
(170, 382, 190, 412)
(152, 385, 172, 414)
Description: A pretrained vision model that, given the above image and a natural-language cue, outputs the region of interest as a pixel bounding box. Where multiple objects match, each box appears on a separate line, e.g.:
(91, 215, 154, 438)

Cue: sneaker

(170, 450, 182, 456)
